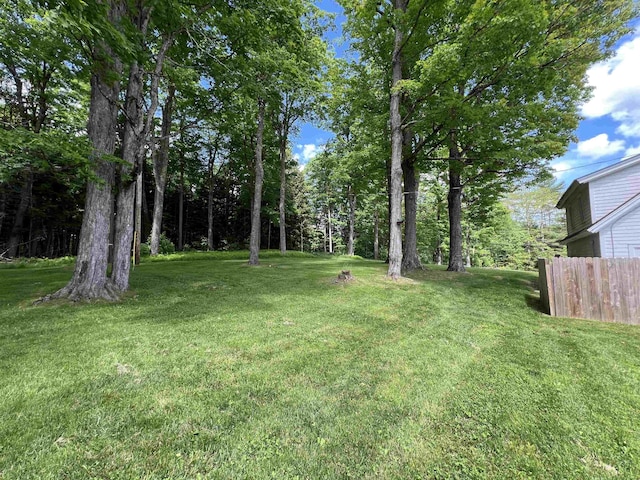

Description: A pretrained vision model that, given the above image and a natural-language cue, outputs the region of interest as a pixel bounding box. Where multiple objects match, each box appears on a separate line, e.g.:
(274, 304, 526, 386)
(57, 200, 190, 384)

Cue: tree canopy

(0, 0, 636, 297)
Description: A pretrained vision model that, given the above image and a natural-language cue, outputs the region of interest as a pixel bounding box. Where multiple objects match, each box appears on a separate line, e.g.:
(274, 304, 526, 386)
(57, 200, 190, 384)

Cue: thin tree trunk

(0, 189, 6, 239)
(323, 219, 327, 253)
(300, 220, 304, 252)
(387, 0, 407, 279)
(134, 168, 142, 264)
(208, 176, 214, 251)
(7, 171, 33, 258)
(386, 157, 391, 263)
(207, 141, 219, 251)
(178, 154, 184, 251)
(328, 205, 333, 254)
(347, 185, 356, 256)
(249, 98, 265, 265)
(447, 140, 465, 272)
(465, 225, 471, 268)
(402, 156, 422, 272)
(47, 23, 123, 301)
(150, 84, 175, 255)
(279, 126, 288, 255)
(374, 210, 380, 260)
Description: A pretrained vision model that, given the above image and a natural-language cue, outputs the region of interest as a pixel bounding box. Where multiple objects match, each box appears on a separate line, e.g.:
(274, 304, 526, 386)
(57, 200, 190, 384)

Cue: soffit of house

(558, 228, 592, 245)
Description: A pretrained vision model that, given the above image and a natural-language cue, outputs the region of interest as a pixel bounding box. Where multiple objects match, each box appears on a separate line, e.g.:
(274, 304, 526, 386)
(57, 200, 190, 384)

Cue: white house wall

(589, 162, 640, 222)
(599, 205, 640, 258)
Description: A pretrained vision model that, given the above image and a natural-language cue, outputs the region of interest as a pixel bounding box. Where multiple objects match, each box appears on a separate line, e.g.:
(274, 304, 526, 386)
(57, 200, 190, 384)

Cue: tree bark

(111, 61, 144, 291)
(134, 167, 143, 264)
(300, 220, 304, 252)
(48, 34, 122, 301)
(387, 0, 407, 279)
(178, 152, 184, 251)
(249, 98, 265, 265)
(374, 210, 380, 260)
(112, 25, 169, 288)
(207, 169, 215, 251)
(150, 84, 175, 255)
(347, 185, 356, 256)
(465, 228, 472, 268)
(402, 155, 422, 272)
(0, 189, 6, 240)
(327, 205, 333, 254)
(207, 140, 220, 251)
(447, 141, 465, 272)
(6, 171, 33, 258)
(278, 125, 288, 255)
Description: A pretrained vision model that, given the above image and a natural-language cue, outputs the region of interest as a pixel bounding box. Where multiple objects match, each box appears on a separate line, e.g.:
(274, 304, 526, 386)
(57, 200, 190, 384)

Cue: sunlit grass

(1, 251, 639, 479)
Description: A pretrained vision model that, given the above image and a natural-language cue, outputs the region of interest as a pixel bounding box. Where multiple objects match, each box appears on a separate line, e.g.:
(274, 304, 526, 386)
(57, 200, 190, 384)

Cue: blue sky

(293, 2, 640, 187)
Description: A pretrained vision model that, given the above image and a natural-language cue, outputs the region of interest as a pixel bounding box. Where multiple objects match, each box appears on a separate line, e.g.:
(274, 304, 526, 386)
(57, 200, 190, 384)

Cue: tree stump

(337, 270, 354, 281)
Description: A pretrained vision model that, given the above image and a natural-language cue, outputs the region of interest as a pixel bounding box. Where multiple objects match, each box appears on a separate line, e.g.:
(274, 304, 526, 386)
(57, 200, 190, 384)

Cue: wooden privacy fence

(538, 257, 640, 325)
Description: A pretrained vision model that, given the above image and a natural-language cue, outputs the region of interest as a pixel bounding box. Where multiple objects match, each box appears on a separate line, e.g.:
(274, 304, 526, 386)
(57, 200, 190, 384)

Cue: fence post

(538, 259, 553, 315)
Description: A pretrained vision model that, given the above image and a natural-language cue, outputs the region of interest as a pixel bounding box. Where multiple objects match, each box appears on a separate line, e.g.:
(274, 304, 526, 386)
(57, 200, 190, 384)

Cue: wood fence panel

(538, 257, 640, 324)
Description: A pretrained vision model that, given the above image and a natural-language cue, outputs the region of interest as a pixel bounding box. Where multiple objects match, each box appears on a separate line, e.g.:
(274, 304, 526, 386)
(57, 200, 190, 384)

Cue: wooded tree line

(0, 0, 635, 300)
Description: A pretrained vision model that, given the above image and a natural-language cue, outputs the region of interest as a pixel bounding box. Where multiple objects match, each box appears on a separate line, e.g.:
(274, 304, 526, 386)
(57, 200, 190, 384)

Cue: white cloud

(575, 134, 625, 159)
(550, 160, 577, 181)
(582, 30, 640, 137)
(294, 143, 322, 164)
(625, 144, 640, 157)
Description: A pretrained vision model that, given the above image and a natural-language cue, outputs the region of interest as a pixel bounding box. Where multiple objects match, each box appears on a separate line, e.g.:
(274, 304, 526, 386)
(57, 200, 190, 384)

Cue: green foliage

(139, 243, 150, 257)
(1, 253, 640, 477)
(146, 233, 175, 255)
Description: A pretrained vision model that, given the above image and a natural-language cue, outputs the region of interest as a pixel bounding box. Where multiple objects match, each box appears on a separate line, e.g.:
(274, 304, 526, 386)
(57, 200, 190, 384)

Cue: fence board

(538, 257, 640, 325)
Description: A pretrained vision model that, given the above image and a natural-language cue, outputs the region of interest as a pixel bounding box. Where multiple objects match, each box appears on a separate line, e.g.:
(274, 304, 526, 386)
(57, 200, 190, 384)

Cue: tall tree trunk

(323, 218, 327, 253)
(374, 210, 380, 260)
(0, 189, 6, 239)
(207, 175, 215, 251)
(465, 225, 472, 268)
(7, 171, 33, 258)
(134, 168, 143, 264)
(111, 61, 144, 291)
(278, 126, 288, 255)
(150, 84, 175, 255)
(402, 156, 422, 272)
(347, 185, 356, 256)
(300, 220, 304, 252)
(112, 26, 168, 288)
(327, 205, 333, 254)
(48, 27, 123, 301)
(447, 141, 465, 272)
(178, 153, 184, 251)
(433, 187, 444, 265)
(386, 157, 391, 263)
(207, 140, 220, 251)
(249, 98, 265, 265)
(387, 0, 407, 279)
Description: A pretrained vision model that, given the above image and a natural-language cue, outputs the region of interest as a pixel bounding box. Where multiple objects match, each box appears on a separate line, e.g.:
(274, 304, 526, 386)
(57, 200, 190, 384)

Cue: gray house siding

(566, 235, 598, 257)
(564, 184, 592, 236)
(599, 205, 640, 258)
(589, 162, 640, 222)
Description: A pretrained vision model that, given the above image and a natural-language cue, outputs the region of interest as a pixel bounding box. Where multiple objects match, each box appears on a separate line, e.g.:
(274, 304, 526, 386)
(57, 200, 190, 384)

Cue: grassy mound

(1, 251, 639, 479)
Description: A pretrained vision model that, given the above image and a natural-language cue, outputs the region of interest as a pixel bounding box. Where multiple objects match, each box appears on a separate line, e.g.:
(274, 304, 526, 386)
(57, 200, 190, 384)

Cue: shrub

(159, 234, 176, 254)
(146, 233, 176, 255)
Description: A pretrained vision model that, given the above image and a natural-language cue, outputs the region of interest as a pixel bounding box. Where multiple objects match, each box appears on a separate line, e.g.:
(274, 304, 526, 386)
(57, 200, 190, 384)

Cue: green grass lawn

(1, 251, 639, 479)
